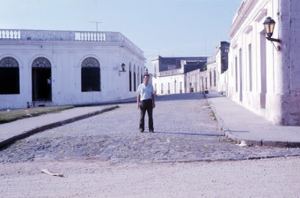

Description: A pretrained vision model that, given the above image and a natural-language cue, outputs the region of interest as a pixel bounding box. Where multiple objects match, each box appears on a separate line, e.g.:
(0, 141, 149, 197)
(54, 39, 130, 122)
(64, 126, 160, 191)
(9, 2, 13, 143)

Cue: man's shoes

(139, 128, 144, 133)
(149, 129, 154, 133)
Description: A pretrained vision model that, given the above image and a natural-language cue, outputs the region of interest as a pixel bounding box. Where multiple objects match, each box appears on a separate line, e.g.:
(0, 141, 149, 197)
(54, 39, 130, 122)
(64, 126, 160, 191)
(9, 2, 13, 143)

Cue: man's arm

(137, 94, 140, 109)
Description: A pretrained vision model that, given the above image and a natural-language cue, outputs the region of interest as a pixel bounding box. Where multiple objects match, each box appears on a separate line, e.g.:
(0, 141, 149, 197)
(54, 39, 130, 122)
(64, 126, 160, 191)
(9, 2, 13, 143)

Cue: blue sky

(0, 0, 241, 71)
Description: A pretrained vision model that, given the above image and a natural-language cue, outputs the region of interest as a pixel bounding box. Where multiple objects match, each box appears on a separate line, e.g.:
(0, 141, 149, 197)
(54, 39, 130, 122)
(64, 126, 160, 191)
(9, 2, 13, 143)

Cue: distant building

(206, 41, 230, 93)
(0, 29, 145, 109)
(227, 0, 300, 125)
(152, 56, 207, 95)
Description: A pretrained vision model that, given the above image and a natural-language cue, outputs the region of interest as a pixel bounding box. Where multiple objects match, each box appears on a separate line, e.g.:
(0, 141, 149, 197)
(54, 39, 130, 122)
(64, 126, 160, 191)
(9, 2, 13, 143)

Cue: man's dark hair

(143, 74, 150, 77)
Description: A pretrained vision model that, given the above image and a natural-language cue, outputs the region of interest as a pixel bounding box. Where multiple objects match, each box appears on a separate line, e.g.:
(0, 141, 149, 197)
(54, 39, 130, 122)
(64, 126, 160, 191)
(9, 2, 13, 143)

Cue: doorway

(32, 68, 51, 101)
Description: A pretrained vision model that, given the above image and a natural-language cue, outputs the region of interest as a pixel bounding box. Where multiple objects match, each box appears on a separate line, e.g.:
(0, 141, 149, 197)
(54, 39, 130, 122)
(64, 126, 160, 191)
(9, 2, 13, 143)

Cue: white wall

(152, 74, 185, 95)
(228, 0, 300, 125)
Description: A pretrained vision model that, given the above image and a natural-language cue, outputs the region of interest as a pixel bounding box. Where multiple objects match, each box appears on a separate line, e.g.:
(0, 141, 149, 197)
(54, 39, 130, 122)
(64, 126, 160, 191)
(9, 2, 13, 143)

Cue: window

(129, 64, 132, 92)
(214, 70, 216, 86)
(235, 56, 238, 92)
(209, 71, 212, 87)
(239, 48, 243, 101)
(248, 44, 252, 92)
(180, 82, 182, 93)
(174, 81, 176, 93)
(0, 57, 19, 94)
(134, 65, 136, 91)
(141, 67, 143, 85)
(137, 66, 140, 85)
(81, 57, 100, 92)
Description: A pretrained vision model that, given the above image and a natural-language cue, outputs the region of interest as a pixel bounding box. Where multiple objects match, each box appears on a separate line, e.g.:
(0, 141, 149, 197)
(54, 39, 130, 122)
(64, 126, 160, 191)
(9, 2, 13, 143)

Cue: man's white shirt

(137, 83, 154, 101)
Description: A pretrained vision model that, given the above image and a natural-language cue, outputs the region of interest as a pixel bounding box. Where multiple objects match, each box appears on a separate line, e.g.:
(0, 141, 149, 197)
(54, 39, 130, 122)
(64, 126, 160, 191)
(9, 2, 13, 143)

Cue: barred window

(81, 57, 100, 92)
(0, 57, 19, 94)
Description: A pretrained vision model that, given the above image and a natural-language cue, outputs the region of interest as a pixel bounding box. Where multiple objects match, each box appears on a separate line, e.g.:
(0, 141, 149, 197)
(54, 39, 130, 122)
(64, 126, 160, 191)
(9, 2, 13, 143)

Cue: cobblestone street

(1, 92, 300, 164)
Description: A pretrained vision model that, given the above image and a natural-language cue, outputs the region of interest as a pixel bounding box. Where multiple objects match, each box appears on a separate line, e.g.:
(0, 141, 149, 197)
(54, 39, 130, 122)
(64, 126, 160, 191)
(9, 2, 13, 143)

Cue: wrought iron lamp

(119, 63, 126, 76)
(263, 17, 281, 50)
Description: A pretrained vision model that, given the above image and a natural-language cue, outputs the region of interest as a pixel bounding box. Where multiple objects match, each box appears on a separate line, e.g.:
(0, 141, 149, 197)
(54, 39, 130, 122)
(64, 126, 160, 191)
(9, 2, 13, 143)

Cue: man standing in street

(137, 74, 155, 133)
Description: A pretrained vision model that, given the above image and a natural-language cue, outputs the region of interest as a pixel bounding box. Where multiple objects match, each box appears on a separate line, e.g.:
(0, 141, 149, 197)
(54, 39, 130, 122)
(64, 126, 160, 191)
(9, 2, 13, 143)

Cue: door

(32, 68, 51, 101)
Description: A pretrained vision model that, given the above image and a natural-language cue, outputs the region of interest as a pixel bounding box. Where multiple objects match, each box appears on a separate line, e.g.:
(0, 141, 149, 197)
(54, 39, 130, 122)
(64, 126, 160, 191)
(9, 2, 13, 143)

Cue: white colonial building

(227, 0, 300, 125)
(152, 56, 207, 95)
(206, 42, 230, 93)
(0, 29, 145, 110)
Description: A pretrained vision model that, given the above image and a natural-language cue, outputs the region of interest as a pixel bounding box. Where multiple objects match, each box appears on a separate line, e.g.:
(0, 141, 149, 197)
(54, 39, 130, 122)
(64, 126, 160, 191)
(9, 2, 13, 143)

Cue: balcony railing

(0, 29, 143, 56)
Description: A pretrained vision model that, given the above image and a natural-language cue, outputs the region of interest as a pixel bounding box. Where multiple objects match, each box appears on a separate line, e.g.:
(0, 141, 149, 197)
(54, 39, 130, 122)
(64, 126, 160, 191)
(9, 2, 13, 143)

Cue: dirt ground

(1, 157, 300, 198)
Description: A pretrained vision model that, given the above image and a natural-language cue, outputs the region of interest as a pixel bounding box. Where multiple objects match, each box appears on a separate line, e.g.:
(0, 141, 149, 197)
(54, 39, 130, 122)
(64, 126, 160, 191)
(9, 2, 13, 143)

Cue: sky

(0, 0, 242, 71)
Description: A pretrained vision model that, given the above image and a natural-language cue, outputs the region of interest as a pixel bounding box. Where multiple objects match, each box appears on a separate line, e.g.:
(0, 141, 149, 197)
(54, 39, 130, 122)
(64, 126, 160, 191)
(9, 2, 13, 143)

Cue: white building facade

(207, 42, 230, 94)
(152, 56, 207, 95)
(0, 29, 145, 110)
(228, 0, 300, 125)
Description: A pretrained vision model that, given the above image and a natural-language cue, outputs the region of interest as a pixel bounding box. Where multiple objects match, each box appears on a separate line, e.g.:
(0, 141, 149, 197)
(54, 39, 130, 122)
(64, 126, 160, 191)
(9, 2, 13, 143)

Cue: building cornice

(0, 29, 145, 60)
(228, 0, 258, 38)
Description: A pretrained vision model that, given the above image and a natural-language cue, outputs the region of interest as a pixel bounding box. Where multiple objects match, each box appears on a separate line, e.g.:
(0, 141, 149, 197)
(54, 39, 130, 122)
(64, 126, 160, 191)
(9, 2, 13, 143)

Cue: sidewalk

(206, 91, 300, 147)
(0, 97, 136, 148)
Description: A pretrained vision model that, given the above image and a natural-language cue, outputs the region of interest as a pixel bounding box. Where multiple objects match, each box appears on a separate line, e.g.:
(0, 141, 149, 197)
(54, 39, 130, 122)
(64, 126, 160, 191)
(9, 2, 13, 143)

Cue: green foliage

(0, 106, 74, 124)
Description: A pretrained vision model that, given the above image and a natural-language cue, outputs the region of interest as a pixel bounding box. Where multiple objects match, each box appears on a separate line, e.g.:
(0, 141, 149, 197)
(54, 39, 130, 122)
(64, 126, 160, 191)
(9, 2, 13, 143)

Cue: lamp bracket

(119, 70, 126, 76)
(266, 37, 281, 43)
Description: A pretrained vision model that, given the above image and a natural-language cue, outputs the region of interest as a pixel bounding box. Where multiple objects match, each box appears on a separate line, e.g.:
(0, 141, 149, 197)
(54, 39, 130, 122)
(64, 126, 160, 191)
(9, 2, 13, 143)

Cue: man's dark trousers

(139, 99, 153, 131)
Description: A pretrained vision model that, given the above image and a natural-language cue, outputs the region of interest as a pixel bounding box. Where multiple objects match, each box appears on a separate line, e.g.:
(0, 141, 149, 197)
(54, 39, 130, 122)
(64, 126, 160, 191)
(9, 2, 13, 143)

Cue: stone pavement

(206, 91, 300, 147)
(1, 92, 300, 164)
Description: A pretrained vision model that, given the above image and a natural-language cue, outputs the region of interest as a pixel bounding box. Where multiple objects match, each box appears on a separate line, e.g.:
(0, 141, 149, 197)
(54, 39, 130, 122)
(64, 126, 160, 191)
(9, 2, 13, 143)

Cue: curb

(0, 105, 119, 149)
(224, 129, 300, 148)
(204, 93, 300, 148)
(73, 98, 136, 107)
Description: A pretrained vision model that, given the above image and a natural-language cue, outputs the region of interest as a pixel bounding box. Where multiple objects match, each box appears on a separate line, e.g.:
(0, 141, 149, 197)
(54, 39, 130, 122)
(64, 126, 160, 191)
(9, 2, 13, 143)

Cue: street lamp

(145, 68, 148, 74)
(119, 63, 126, 76)
(263, 17, 281, 43)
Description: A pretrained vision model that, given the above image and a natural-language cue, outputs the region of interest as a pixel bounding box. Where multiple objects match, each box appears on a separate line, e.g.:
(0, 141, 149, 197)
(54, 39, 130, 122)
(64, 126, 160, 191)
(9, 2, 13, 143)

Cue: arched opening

(0, 57, 20, 94)
(134, 65, 136, 91)
(32, 57, 51, 101)
(81, 57, 100, 92)
(129, 63, 132, 92)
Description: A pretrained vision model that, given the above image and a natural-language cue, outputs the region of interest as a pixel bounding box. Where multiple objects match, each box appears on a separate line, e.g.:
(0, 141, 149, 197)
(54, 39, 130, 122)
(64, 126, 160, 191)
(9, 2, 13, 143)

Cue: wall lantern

(119, 63, 126, 76)
(263, 17, 281, 50)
